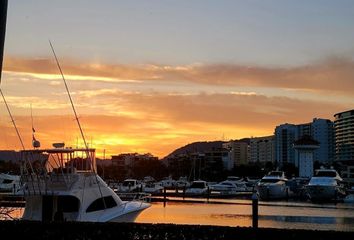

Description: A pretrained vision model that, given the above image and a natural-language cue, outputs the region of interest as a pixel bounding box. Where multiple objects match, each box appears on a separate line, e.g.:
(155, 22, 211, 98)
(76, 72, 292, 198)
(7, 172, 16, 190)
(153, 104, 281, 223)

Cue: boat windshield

(309, 178, 337, 186)
(220, 182, 233, 186)
(123, 180, 136, 187)
(315, 171, 337, 177)
(227, 176, 242, 181)
(190, 182, 206, 188)
(260, 179, 282, 184)
(268, 171, 283, 177)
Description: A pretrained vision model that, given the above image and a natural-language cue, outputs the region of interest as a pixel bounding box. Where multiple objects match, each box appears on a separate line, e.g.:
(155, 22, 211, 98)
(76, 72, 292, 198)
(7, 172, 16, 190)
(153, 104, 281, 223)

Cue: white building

(275, 119, 334, 167)
(293, 135, 320, 178)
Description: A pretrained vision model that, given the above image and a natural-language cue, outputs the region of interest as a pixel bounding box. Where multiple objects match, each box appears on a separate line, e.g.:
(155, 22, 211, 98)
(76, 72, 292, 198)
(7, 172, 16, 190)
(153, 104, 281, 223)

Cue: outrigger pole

(0, 89, 25, 150)
(49, 40, 106, 208)
(48, 40, 90, 154)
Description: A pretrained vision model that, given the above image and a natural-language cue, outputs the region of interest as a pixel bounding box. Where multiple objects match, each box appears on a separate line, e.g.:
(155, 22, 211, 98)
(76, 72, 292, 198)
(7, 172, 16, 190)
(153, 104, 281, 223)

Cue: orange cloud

(1, 55, 352, 158)
(0, 91, 349, 158)
(3, 56, 354, 95)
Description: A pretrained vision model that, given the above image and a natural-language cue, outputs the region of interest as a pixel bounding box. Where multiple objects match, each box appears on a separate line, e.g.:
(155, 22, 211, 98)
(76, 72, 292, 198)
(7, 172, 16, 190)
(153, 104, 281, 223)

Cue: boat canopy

(20, 148, 97, 174)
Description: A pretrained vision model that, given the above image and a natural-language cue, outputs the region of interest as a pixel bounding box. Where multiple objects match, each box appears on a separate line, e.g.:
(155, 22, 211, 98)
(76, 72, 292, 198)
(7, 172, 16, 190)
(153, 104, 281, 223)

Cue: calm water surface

(3, 199, 354, 231)
(136, 199, 354, 232)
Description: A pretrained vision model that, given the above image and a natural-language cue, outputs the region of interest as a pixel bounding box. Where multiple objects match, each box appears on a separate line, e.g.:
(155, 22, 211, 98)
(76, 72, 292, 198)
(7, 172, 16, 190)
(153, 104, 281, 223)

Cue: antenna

(31, 104, 40, 148)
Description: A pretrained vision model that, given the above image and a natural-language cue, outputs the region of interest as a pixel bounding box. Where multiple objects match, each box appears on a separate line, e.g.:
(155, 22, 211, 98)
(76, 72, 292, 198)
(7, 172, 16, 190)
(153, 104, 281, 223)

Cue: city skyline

(0, 1, 354, 157)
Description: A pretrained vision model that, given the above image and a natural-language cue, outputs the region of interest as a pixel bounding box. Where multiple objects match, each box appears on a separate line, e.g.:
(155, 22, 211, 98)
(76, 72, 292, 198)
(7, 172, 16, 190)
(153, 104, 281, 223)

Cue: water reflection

(136, 201, 354, 231)
(3, 200, 354, 231)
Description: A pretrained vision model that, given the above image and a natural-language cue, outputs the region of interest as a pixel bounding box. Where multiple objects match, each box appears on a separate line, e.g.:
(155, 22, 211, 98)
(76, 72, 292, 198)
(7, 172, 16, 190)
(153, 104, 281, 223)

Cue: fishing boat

(18, 146, 150, 222)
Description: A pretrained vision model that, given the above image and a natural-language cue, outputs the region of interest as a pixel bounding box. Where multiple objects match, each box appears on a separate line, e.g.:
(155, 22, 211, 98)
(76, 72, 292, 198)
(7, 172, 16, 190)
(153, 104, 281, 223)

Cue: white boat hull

(257, 184, 289, 200)
(306, 185, 342, 201)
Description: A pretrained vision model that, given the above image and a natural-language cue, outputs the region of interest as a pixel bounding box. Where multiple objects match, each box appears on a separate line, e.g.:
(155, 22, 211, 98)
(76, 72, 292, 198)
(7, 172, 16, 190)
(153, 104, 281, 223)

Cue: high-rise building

(334, 109, 354, 165)
(275, 119, 334, 166)
(274, 123, 297, 166)
(311, 118, 334, 163)
(249, 136, 275, 164)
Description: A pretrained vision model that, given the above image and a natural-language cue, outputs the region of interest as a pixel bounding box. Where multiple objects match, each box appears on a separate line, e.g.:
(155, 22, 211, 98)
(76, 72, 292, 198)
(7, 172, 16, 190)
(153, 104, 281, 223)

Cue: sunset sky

(1, 0, 354, 158)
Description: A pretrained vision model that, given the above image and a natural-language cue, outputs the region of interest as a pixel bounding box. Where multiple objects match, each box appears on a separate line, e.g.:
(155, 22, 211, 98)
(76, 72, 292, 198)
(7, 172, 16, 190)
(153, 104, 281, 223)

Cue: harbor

(1, 1, 354, 239)
(2, 193, 354, 232)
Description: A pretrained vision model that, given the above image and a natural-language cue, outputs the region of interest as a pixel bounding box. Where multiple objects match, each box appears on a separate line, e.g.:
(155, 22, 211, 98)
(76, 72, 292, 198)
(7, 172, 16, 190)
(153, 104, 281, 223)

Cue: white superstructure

(256, 171, 289, 200)
(18, 147, 150, 222)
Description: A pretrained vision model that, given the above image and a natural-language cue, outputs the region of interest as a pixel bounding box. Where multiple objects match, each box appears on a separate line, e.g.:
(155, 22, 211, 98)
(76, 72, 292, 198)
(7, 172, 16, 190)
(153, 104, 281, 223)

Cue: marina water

(4, 199, 354, 232)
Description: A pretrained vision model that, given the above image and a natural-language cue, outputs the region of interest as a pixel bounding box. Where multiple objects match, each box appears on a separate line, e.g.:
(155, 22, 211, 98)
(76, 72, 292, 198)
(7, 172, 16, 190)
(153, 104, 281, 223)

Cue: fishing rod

(0, 89, 25, 150)
(49, 40, 106, 208)
(48, 40, 90, 153)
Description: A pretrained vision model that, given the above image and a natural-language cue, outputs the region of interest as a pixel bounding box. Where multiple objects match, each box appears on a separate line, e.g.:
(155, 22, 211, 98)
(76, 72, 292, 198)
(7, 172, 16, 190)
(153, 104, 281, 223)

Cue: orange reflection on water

(136, 202, 251, 227)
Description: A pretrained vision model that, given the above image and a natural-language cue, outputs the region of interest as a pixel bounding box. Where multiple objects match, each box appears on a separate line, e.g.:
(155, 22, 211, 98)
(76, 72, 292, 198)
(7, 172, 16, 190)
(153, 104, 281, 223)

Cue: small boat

(118, 179, 142, 193)
(256, 171, 289, 200)
(18, 147, 150, 222)
(226, 176, 245, 183)
(158, 176, 176, 189)
(306, 168, 346, 202)
(210, 180, 247, 195)
(143, 182, 163, 194)
(185, 180, 209, 196)
(0, 172, 21, 193)
(176, 176, 190, 188)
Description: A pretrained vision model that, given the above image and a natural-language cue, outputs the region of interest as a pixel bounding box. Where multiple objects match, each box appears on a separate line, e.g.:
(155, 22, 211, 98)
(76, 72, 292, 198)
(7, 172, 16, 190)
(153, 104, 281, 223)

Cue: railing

(116, 192, 151, 203)
(20, 173, 79, 195)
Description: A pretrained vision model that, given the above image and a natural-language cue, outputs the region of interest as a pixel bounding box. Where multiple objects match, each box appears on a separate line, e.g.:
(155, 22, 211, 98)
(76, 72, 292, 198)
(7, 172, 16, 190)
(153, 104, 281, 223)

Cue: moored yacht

(185, 180, 209, 196)
(118, 179, 142, 193)
(158, 176, 176, 189)
(256, 171, 289, 200)
(0, 172, 21, 193)
(209, 180, 247, 195)
(306, 168, 345, 201)
(18, 146, 150, 222)
(176, 176, 190, 188)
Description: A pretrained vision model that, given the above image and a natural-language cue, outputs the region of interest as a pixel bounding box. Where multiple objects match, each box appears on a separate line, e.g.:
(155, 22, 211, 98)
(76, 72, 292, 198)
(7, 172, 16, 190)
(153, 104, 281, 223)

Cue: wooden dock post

(252, 191, 259, 228)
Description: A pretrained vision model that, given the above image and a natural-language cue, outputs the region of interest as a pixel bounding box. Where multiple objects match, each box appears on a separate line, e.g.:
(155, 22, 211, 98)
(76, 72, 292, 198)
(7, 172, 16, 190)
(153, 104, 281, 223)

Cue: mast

(0, 0, 8, 84)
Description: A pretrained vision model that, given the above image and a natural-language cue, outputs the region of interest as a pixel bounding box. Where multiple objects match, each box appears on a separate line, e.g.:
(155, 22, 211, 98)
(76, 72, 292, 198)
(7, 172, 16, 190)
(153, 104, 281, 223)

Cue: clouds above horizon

(0, 88, 350, 157)
(3, 56, 354, 96)
(0, 55, 353, 157)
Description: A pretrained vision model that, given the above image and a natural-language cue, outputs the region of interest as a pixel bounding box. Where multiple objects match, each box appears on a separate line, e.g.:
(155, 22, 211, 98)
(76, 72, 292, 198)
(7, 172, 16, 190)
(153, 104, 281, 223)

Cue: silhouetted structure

(0, 0, 8, 82)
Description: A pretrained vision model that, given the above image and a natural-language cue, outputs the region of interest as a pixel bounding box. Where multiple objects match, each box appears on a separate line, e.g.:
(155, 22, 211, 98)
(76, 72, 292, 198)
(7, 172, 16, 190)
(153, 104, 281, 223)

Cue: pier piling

(163, 187, 167, 207)
(252, 191, 259, 228)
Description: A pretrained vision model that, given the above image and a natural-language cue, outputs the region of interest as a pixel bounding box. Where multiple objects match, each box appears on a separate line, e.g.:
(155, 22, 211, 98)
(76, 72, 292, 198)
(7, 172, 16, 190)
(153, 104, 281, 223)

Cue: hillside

(163, 141, 225, 159)
(164, 138, 251, 159)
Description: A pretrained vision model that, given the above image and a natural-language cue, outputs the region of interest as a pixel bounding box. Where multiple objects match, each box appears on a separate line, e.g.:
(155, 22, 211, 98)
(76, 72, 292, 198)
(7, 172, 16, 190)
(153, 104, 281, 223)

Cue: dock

(0, 193, 25, 208)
